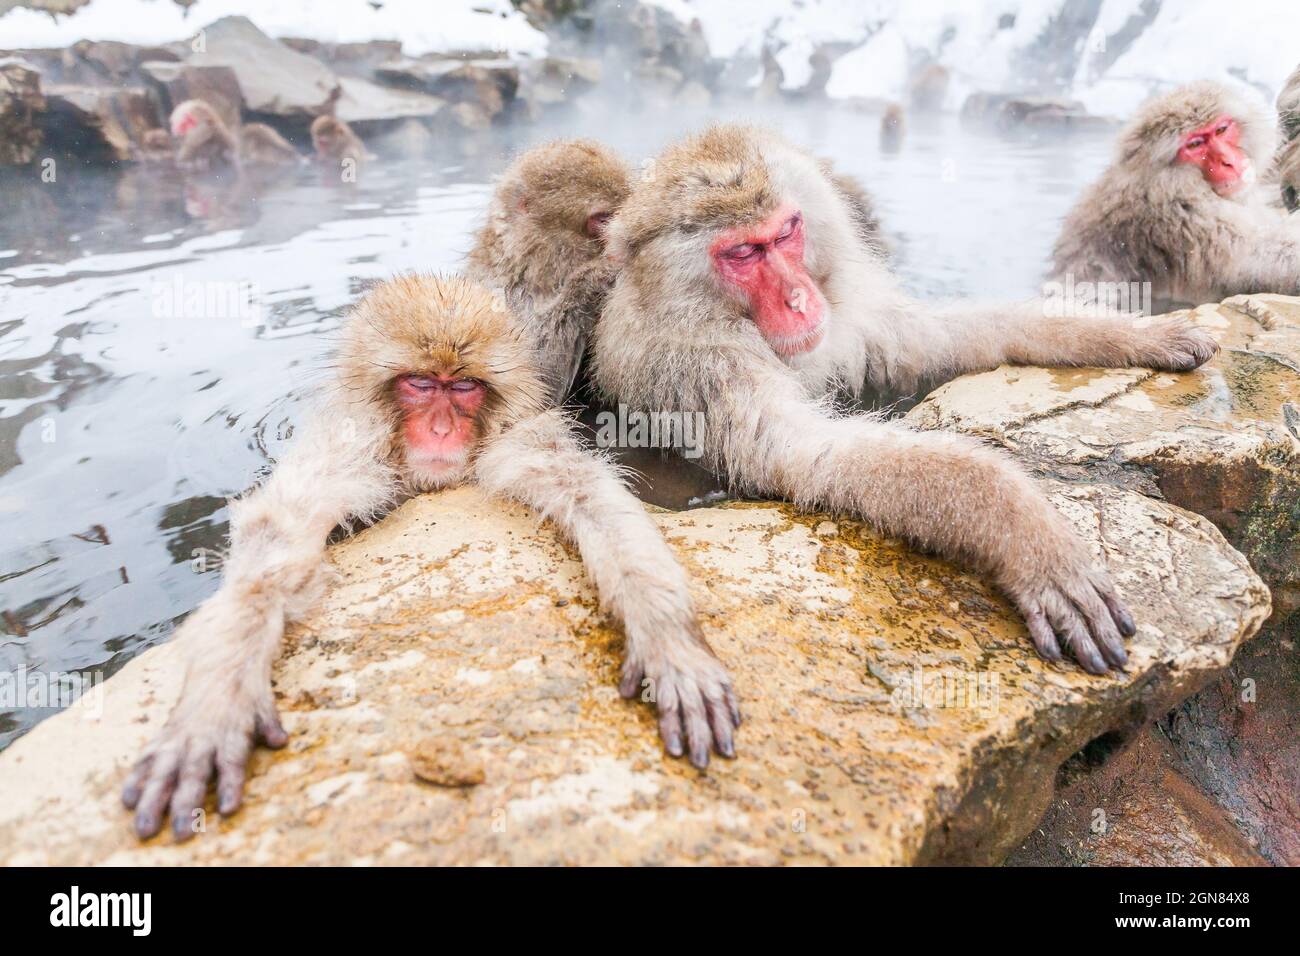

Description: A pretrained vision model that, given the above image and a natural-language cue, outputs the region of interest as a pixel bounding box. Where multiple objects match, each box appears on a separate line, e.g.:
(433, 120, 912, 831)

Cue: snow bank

(0, 0, 548, 57)
(648, 0, 1300, 117)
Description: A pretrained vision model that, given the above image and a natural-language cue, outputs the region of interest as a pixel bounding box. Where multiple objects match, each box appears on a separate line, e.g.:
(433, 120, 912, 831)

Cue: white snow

(648, 0, 1300, 117)
(3, 0, 1298, 118)
(0, 0, 548, 57)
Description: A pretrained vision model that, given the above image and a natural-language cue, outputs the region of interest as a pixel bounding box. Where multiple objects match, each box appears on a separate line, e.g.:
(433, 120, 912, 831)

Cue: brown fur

(311, 114, 368, 167)
(239, 122, 301, 166)
(1052, 81, 1300, 305)
(466, 139, 633, 402)
(170, 99, 237, 169)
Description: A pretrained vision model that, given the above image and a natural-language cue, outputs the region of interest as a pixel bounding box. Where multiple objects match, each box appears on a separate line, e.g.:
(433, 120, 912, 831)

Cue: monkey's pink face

(395, 374, 486, 482)
(711, 206, 826, 357)
(171, 109, 199, 138)
(1176, 115, 1250, 196)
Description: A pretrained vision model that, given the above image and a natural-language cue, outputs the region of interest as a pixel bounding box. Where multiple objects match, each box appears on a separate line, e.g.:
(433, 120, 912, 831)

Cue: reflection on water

(0, 107, 1115, 747)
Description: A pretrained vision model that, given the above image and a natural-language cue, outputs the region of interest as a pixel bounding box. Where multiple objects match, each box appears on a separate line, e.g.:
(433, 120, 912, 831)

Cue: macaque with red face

(1053, 81, 1300, 307)
(592, 125, 1219, 674)
(170, 99, 237, 169)
(123, 275, 738, 842)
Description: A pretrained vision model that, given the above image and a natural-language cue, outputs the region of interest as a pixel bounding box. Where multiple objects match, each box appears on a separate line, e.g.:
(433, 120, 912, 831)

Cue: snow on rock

(0, 0, 548, 58)
(647, 0, 1300, 117)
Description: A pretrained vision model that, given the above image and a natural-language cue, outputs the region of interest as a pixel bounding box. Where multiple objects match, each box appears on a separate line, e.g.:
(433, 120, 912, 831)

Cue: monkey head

(611, 125, 837, 359)
(310, 115, 357, 159)
(1117, 81, 1274, 200)
(339, 275, 546, 490)
(498, 139, 631, 252)
(169, 99, 214, 138)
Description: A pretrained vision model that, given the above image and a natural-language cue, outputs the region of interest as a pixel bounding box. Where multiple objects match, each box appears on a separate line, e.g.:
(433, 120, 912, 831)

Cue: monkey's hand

(122, 620, 287, 842)
(619, 634, 741, 770)
(1131, 315, 1219, 371)
(999, 525, 1136, 675)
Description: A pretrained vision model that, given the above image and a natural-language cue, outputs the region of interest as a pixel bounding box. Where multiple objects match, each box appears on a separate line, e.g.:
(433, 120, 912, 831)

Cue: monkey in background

(880, 103, 906, 153)
(122, 275, 738, 841)
(1052, 81, 1300, 308)
(170, 99, 237, 169)
(311, 115, 370, 171)
(592, 125, 1219, 675)
(465, 139, 632, 404)
(170, 100, 302, 170)
(1277, 64, 1300, 211)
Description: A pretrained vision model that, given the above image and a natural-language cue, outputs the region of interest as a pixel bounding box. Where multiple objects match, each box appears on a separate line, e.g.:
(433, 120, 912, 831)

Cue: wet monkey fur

(591, 124, 1219, 675)
(123, 275, 739, 842)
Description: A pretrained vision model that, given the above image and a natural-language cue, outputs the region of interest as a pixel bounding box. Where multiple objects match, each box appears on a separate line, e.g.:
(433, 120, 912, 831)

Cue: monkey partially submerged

(123, 275, 739, 841)
(466, 139, 633, 404)
(1052, 81, 1300, 307)
(592, 125, 1219, 675)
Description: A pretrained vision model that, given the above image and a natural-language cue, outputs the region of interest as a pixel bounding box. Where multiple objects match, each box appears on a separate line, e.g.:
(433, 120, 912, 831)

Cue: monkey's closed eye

(450, 379, 482, 392)
(585, 212, 612, 238)
(776, 215, 800, 243)
(724, 243, 761, 261)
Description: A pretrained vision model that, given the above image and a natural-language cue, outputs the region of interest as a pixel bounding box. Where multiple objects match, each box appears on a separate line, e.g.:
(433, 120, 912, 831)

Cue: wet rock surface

(907, 295, 1300, 866)
(0, 477, 1267, 863)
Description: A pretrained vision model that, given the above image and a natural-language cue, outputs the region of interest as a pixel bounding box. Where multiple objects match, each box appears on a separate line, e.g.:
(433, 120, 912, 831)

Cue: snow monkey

(123, 276, 738, 842)
(170, 99, 237, 169)
(466, 139, 633, 404)
(311, 114, 369, 169)
(1052, 81, 1300, 307)
(169, 100, 301, 169)
(591, 125, 1220, 674)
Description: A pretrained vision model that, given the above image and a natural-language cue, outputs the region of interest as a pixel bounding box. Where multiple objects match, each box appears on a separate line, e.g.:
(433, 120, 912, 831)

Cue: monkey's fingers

(1067, 582, 1128, 670)
(170, 746, 218, 842)
(705, 695, 736, 760)
(1020, 603, 1064, 663)
(618, 661, 646, 699)
(255, 706, 290, 749)
(121, 755, 154, 810)
(1043, 590, 1110, 675)
(132, 750, 182, 839)
(657, 704, 686, 760)
(682, 700, 713, 770)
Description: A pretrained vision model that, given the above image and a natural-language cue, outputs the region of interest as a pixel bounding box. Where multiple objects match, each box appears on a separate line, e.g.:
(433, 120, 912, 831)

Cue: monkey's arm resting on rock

(720, 359, 1135, 674)
(122, 404, 398, 840)
(474, 408, 740, 768)
(878, 299, 1221, 390)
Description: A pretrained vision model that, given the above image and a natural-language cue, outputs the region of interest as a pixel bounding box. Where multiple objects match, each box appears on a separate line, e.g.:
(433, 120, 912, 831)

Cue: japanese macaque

(880, 103, 905, 153)
(591, 125, 1219, 674)
(311, 114, 369, 169)
(169, 99, 301, 169)
(466, 139, 632, 403)
(170, 99, 237, 169)
(122, 275, 737, 841)
(1277, 64, 1300, 211)
(239, 122, 301, 166)
(1052, 81, 1300, 306)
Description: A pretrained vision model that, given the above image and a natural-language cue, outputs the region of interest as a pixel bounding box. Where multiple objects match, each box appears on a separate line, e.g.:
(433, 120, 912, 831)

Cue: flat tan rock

(0, 480, 1267, 865)
(908, 294, 1300, 616)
